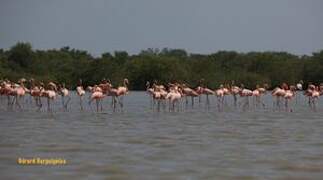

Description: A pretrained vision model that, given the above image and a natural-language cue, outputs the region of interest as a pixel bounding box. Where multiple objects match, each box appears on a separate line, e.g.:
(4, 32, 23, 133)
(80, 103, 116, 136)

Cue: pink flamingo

(181, 83, 199, 107)
(146, 81, 155, 108)
(151, 86, 164, 112)
(284, 88, 295, 112)
(272, 84, 288, 110)
(231, 85, 241, 107)
(40, 82, 57, 112)
(158, 85, 169, 111)
(319, 83, 323, 95)
(215, 84, 230, 111)
(203, 87, 214, 106)
(76, 80, 86, 110)
(305, 85, 320, 111)
(195, 79, 206, 104)
(215, 87, 225, 111)
(106, 78, 129, 111)
(89, 85, 105, 112)
(58, 83, 70, 111)
(150, 82, 168, 111)
(166, 85, 182, 112)
(240, 87, 253, 110)
(252, 84, 267, 108)
(30, 82, 45, 110)
(10, 79, 28, 110)
(295, 80, 303, 104)
(319, 84, 323, 100)
(198, 85, 214, 108)
(2, 81, 16, 109)
(223, 85, 231, 105)
(304, 84, 316, 108)
(0, 82, 3, 108)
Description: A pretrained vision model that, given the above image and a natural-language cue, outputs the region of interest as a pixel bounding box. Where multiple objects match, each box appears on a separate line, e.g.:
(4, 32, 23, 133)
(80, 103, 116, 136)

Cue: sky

(0, 0, 322, 56)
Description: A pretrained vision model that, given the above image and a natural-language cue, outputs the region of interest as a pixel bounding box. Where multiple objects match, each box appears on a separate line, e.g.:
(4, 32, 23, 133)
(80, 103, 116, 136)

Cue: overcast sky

(0, 0, 322, 56)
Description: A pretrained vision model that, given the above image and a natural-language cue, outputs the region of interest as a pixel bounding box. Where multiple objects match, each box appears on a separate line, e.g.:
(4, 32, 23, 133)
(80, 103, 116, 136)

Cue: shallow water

(0, 92, 323, 179)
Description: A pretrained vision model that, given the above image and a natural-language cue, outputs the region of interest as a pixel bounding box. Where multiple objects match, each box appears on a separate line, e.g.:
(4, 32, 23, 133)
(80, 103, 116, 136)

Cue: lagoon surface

(1, 91, 323, 179)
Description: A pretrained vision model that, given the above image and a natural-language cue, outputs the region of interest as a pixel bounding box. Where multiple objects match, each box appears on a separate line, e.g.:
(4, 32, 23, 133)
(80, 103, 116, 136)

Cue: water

(1, 92, 323, 179)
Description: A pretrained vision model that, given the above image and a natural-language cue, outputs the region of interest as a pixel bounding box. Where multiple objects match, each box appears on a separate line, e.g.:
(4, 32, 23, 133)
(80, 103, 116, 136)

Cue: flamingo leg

(37, 97, 42, 111)
(172, 100, 175, 112)
(113, 96, 117, 112)
(61, 96, 65, 110)
(100, 99, 103, 111)
(65, 96, 71, 110)
(185, 96, 188, 107)
(119, 96, 124, 112)
(260, 97, 266, 108)
(10, 96, 16, 109)
(177, 100, 180, 112)
(217, 97, 221, 112)
(95, 99, 99, 112)
(47, 97, 50, 112)
(162, 99, 166, 111)
(233, 95, 237, 107)
(157, 99, 160, 112)
(80, 96, 83, 111)
(7, 95, 11, 108)
(191, 96, 194, 107)
(313, 98, 317, 112)
(16, 96, 22, 110)
(88, 98, 94, 111)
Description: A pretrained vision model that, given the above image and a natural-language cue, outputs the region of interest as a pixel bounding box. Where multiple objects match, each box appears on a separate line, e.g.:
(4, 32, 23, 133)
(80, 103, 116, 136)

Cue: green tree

(8, 42, 34, 68)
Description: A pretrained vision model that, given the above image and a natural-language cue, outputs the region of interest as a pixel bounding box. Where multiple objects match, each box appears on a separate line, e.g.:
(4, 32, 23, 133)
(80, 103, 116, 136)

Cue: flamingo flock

(0, 78, 129, 112)
(0, 78, 322, 113)
(146, 80, 323, 112)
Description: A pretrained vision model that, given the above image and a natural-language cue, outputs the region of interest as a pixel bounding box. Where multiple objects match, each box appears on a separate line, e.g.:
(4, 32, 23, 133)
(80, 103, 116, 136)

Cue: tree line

(0, 42, 322, 90)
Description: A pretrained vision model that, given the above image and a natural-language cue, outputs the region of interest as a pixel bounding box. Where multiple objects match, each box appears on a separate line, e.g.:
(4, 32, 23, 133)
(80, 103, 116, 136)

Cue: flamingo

(0, 80, 10, 107)
(30, 82, 45, 111)
(99, 78, 113, 108)
(252, 85, 266, 108)
(240, 88, 253, 110)
(320, 83, 323, 96)
(151, 87, 164, 112)
(295, 80, 303, 104)
(296, 81, 303, 91)
(149, 82, 168, 111)
(195, 79, 206, 104)
(304, 84, 316, 108)
(89, 85, 105, 112)
(146, 81, 155, 108)
(106, 78, 129, 111)
(181, 83, 198, 107)
(0, 82, 3, 107)
(159, 85, 169, 111)
(305, 85, 320, 111)
(272, 84, 288, 110)
(284, 88, 295, 112)
(166, 85, 182, 112)
(215, 86, 225, 111)
(10, 79, 28, 110)
(40, 82, 57, 112)
(231, 85, 241, 107)
(223, 85, 231, 105)
(3, 81, 15, 109)
(196, 85, 214, 108)
(58, 83, 71, 111)
(76, 80, 86, 111)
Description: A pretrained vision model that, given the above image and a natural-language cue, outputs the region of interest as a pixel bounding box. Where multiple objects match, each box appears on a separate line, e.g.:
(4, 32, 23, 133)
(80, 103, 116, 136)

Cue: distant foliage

(0, 42, 322, 90)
